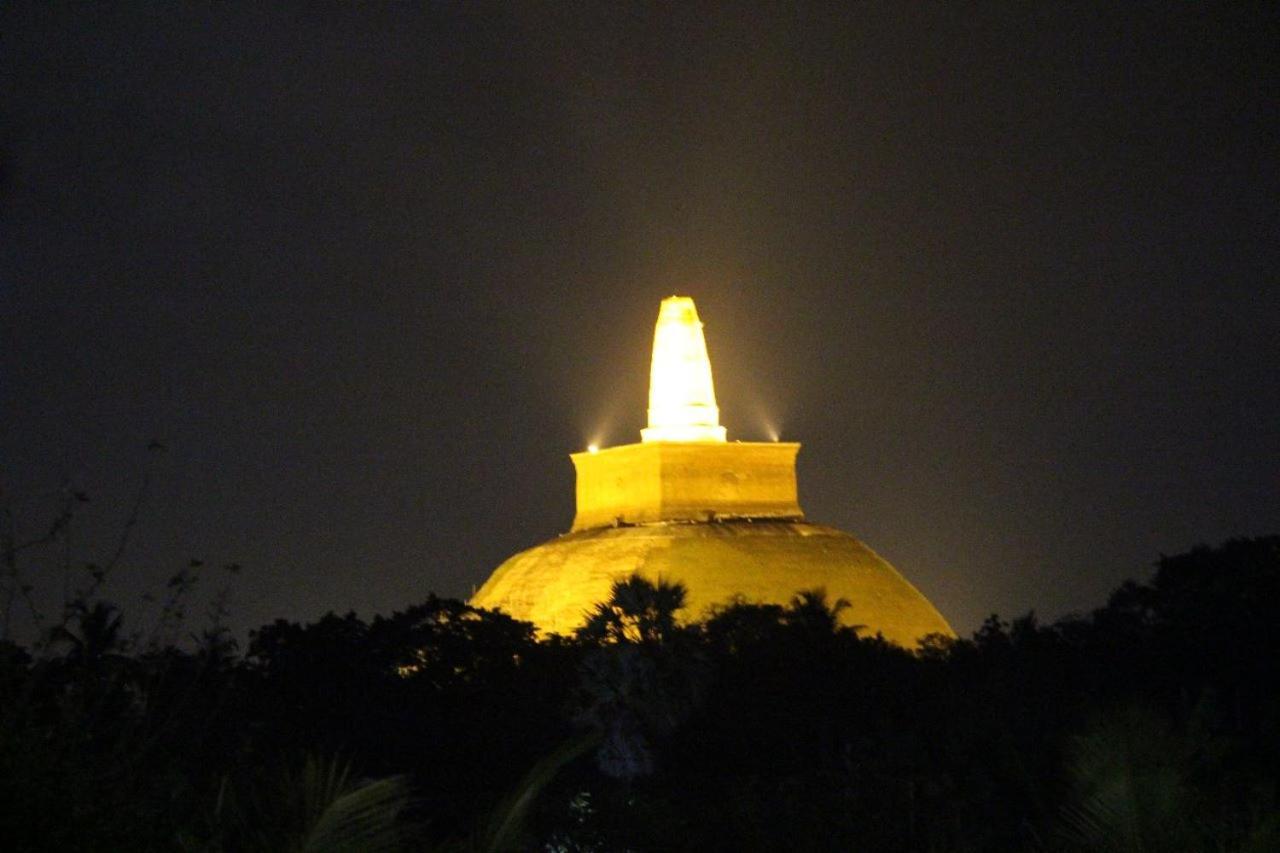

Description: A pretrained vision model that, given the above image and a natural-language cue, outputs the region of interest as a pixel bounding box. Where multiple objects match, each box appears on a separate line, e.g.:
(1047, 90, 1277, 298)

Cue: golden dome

(472, 520, 954, 647)
(470, 295, 955, 647)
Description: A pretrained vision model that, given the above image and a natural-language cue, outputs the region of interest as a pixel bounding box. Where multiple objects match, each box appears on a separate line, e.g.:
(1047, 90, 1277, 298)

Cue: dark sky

(3, 3, 1277, 640)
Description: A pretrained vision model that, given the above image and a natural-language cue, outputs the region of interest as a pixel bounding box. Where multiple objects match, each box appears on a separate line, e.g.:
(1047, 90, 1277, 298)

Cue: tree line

(1, 536, 1277, 851)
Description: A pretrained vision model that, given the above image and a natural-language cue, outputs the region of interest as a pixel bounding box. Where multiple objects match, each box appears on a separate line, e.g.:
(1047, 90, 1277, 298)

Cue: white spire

(640, 296, 727, 443)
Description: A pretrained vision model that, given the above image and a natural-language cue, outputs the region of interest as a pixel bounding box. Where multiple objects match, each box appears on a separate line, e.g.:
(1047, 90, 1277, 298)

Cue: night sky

(3, 4, 1277, 641)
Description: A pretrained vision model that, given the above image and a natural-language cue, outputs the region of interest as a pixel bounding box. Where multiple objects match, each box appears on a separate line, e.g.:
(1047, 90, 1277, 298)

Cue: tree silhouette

(573, 573, 702, 782)
(1, 537, 1277, 849)
(49, 600, 125, 665)
(576, 573, 689, 645)
(701, 597, 788, 653)
(784, 587, 860, 638)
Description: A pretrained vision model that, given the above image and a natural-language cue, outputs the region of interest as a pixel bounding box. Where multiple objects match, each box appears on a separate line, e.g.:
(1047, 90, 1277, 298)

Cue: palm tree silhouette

(784, 588, 862, 637)
(51, 601, 125, 665)
(577, 573, 688, 644)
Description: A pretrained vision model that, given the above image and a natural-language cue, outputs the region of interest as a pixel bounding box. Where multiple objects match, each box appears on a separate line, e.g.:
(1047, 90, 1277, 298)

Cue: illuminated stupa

(471, 296, 954, 647)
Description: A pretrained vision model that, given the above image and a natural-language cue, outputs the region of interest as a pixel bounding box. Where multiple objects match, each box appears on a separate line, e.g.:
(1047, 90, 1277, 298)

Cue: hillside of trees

(1, 536, 1277, 851)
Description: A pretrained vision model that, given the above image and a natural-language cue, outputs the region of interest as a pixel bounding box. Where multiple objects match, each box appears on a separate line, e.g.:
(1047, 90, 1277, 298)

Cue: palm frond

(1055, 708, 1194, 852)
(479, 732, 601, 853)
(302, 770, 414, 853)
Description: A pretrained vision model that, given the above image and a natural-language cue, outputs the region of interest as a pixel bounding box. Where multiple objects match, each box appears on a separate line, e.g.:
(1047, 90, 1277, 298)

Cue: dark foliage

(0, 538, 1276, 850)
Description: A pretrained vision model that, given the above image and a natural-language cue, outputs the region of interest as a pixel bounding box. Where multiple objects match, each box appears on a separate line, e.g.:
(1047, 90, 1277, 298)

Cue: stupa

(471, 296, 954, 647)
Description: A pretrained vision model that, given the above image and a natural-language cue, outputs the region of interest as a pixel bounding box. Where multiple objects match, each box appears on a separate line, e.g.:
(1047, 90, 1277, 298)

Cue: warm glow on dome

(470, 294, 955, 648)
(640, 296, 727, 443)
